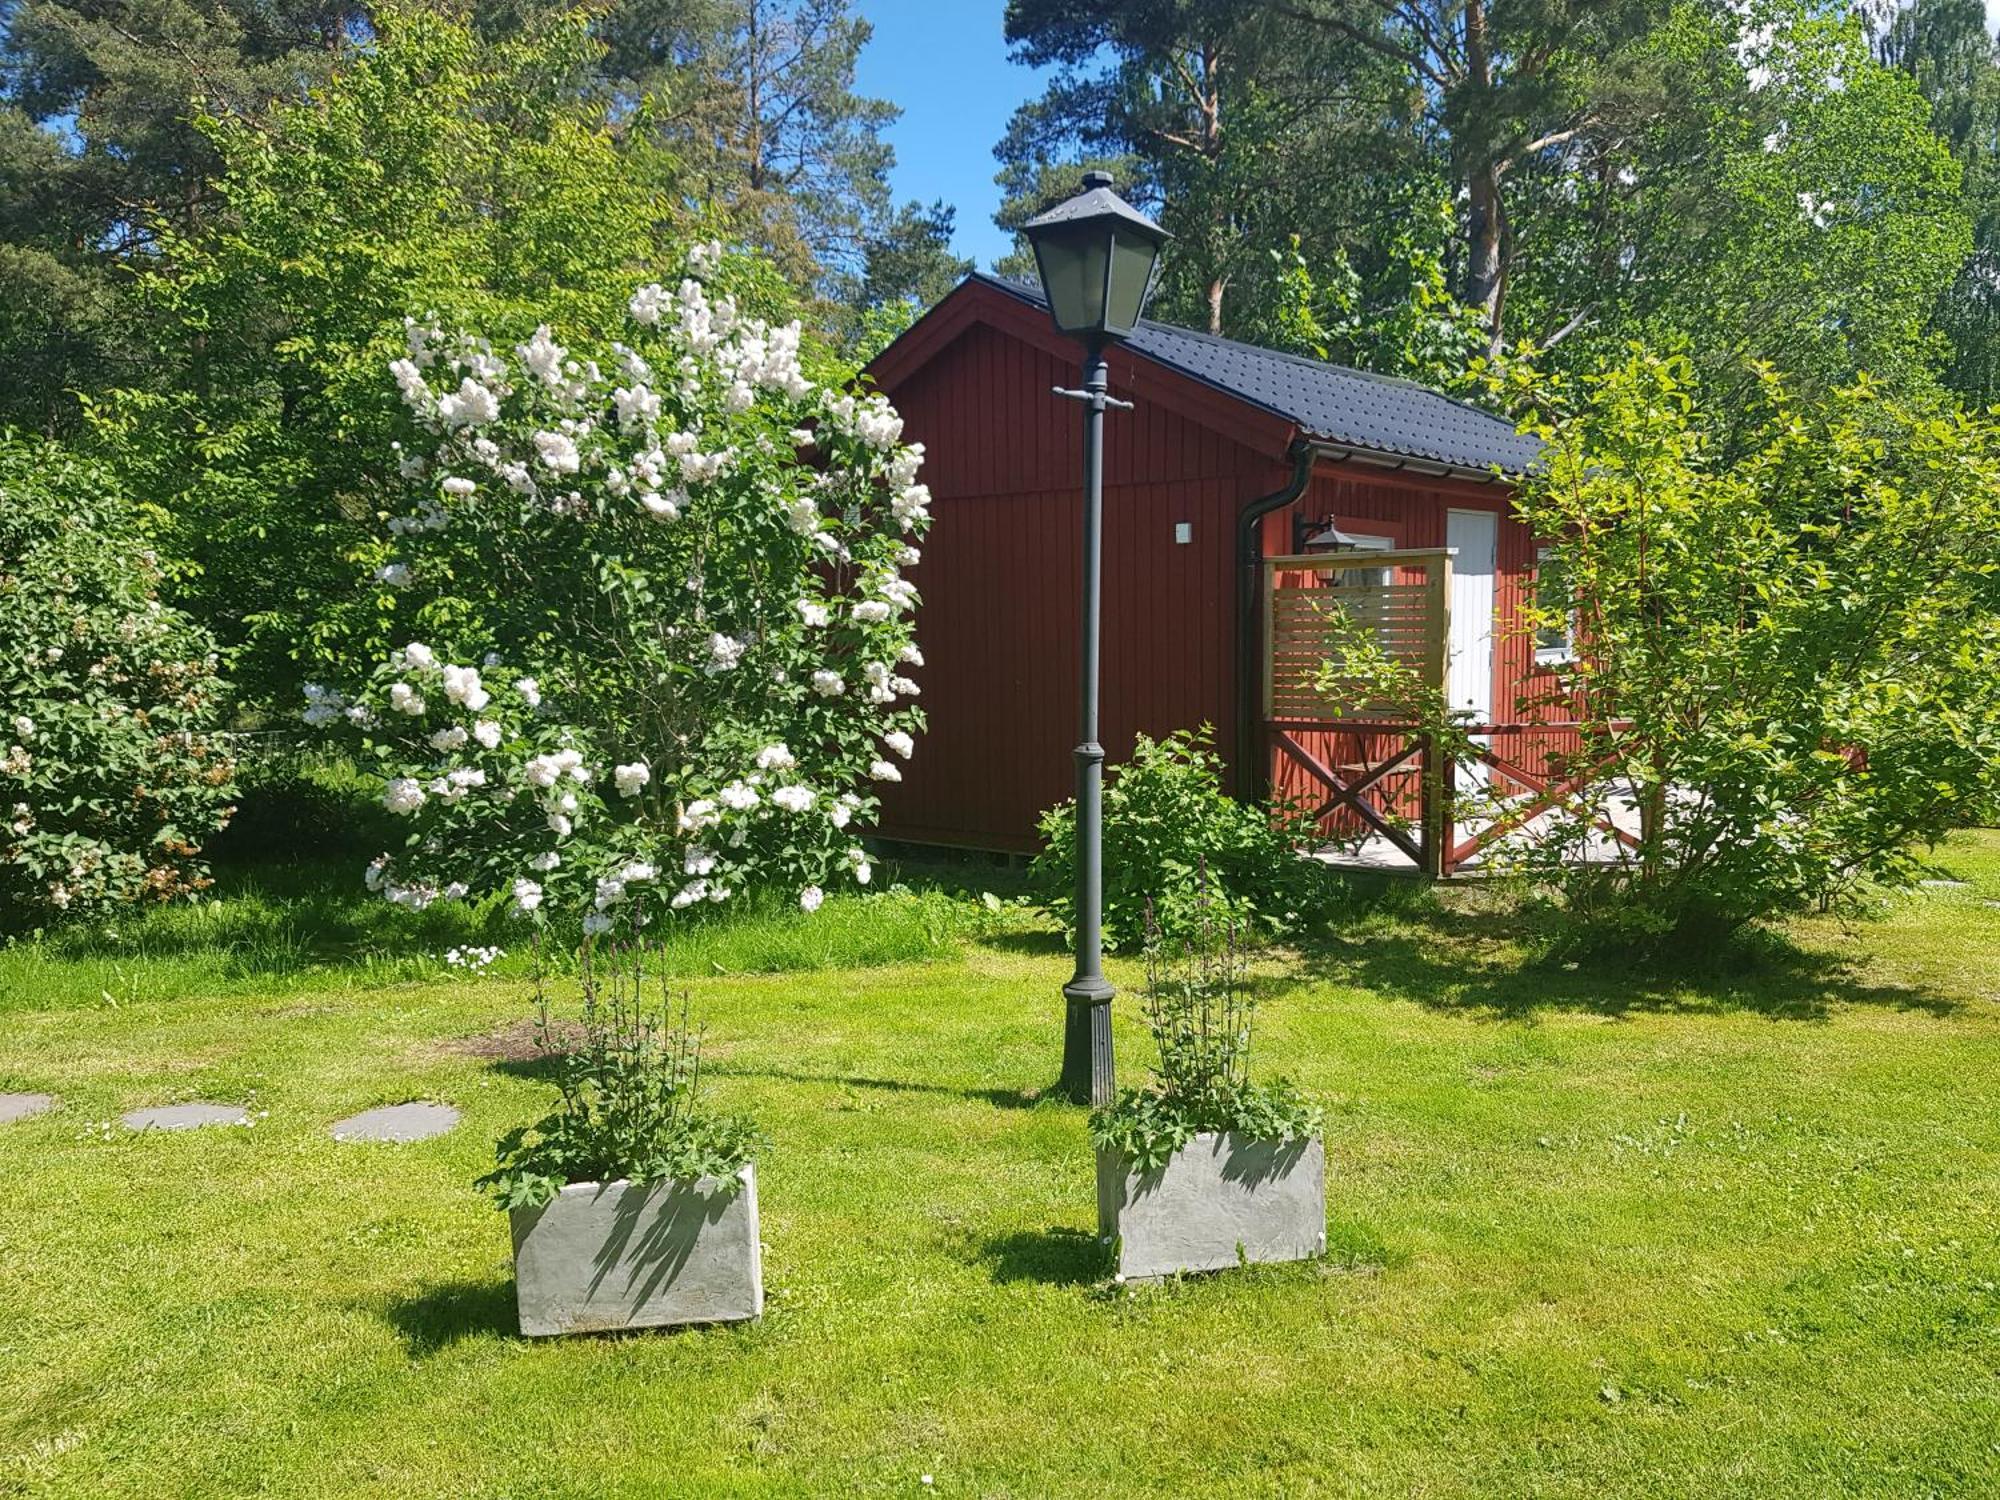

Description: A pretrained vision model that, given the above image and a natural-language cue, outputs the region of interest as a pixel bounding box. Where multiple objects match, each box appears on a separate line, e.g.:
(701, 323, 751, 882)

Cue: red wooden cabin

(866, 274, 1592, 874)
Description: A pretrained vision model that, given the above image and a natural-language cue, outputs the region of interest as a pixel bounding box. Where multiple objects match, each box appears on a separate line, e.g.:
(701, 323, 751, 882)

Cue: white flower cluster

(826, 392, 905, 451)
(314, 241, 933, 931)
(362, 848, 467, 912)
(301, 682, 344, 727)
(523, 746, 591, 836)
(388, 496, 449, 536)
(859, 660, 920, 706)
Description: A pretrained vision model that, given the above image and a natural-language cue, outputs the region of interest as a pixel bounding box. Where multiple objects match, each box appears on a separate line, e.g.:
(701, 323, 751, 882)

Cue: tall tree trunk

(745, 0, 765, 194)
(1465, 166, 1504, 320)
(1201, 41, 1225, 334)
(1460, 0, 1506, 344)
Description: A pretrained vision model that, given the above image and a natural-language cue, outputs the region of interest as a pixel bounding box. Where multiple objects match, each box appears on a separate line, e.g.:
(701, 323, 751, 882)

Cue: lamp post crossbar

(1052, 384, 1134, 411)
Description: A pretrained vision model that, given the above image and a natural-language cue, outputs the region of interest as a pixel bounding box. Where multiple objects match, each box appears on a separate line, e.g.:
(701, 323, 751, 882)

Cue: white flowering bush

(0, 438, 236, 923)
(304, 244, 931, 927)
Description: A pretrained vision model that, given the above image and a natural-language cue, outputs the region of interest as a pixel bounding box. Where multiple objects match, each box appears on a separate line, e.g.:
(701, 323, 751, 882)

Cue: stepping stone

(0, 1093, 56, 1124)
(330, 1102, 460, 1143)
(1921, 879, 1968, 889)
(122, 1102, 249, 1132)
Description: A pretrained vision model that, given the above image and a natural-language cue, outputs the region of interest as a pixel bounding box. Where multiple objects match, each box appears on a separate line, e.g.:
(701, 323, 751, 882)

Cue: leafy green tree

(595, 0, 920, 303)
(843, 197, 972, 359)
(996, 0, 1411, 334)
(1515, 3, 1970, 409)
(1236, 190, 1488, 392)
(98, 6, 685, 710)
(998, 0, 1973, 410)
(3, 0, 942, 432)
(0, 0, 369, 433)
(1870, 0, 2000, 403)
(1508, 350, 2000, 954)
(859, 200, 972, 310)
(1274, 0, 1675, 349)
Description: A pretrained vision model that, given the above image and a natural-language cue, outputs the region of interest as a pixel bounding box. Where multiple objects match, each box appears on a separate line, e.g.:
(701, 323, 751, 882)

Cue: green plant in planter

(479, 938, 762, 1210)
(1089, 894, 1321, 1173)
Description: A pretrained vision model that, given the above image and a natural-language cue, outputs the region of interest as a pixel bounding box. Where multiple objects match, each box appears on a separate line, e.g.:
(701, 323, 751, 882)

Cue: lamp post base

(1058, 983, 1116, 1108)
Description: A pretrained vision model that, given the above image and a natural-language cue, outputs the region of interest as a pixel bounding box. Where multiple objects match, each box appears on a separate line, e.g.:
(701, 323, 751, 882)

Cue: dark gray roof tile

(977, 273, 1540, 476)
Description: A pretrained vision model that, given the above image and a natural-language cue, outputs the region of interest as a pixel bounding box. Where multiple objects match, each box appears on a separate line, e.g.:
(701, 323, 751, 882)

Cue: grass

(2, 836, 1998, 1497)
(0, 860, 1018, 1013)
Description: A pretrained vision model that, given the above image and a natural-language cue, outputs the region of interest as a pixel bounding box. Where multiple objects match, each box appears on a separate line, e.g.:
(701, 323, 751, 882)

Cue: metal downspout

(1235, 441, 1315, 799)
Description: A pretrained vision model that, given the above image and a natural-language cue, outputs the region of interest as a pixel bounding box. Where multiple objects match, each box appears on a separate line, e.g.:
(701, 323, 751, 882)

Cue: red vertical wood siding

(874, 320, 1287, 850)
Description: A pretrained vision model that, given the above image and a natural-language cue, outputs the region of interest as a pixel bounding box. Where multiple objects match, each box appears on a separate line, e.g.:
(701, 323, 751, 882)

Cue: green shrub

(0, 436, 236, 924)
(104, 8, 689, 711)
(1509, 353, 2000, 956)
(1031, 728, 1330, 950)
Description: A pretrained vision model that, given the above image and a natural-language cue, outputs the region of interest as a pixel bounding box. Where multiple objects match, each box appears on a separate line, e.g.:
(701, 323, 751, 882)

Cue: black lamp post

(1022, 170, 1168, 1107)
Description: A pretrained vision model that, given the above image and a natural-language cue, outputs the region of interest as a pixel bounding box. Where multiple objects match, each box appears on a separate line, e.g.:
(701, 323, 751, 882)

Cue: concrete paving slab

(0, 1093, 56, 1124)
(331, 1101, 460, 1143)
(121, 1102, 249, 1131)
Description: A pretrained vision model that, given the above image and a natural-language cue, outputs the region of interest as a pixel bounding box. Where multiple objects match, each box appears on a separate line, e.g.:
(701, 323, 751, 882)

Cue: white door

(1445, 509, 1497, 722)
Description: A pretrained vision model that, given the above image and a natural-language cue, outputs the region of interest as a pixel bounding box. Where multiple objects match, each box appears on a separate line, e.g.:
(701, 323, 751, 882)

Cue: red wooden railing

(1268, 718, 1640, 876)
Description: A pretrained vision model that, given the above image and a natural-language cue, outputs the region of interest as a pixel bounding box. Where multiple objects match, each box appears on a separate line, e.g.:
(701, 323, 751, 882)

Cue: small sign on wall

(1174, 522, 1192, 544)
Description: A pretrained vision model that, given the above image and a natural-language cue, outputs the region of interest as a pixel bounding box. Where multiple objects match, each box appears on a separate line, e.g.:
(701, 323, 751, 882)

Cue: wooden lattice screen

(1262, 548, 1452, 720)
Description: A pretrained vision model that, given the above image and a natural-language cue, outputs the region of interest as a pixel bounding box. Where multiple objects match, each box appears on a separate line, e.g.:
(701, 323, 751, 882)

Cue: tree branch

(1270, 2, 1449, 87)
(1496, 123, 1592, 178)
(1537, 305, 1597, 351)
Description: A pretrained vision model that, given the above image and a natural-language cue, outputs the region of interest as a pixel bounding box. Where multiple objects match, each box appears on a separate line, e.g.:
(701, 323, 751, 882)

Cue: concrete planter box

(1097, 1133, 1325, 1282)
(508, 1166, 762, 1336)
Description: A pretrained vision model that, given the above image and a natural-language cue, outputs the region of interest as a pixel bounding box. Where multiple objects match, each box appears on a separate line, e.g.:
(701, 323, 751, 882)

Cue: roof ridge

(972, 272, 1520, 439)
(1133, 314, 1428, 392)
(965, 272, 1538, 476)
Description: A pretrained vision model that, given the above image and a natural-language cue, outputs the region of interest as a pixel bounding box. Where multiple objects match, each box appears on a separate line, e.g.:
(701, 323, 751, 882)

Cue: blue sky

(853, 0, 1054, 270)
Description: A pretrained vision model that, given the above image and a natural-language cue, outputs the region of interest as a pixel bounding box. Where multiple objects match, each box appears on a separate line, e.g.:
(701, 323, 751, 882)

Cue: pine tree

(0, 0, 369, 431)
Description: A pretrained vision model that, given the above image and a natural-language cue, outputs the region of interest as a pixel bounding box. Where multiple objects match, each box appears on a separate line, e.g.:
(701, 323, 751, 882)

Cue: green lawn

(3, 840, 1998, 1498)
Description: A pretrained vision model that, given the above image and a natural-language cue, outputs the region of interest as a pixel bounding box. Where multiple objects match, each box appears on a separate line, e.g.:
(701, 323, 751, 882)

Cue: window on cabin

(1534, 545, 1577, 665)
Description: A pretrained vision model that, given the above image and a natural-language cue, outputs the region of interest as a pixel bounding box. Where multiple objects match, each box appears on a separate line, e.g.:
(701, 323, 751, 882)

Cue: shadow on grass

(25, 858, 500, 971)
(384, 1277, 517, 1354)
(882, 855, 1034, 897)
(975, 929, 1071, 959)
(1292, 901, 1961, 1022)
(19, 856, 1005, 995)
(702, 1064, 1049, 1111)
(977, 1227, 1108, 1286)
